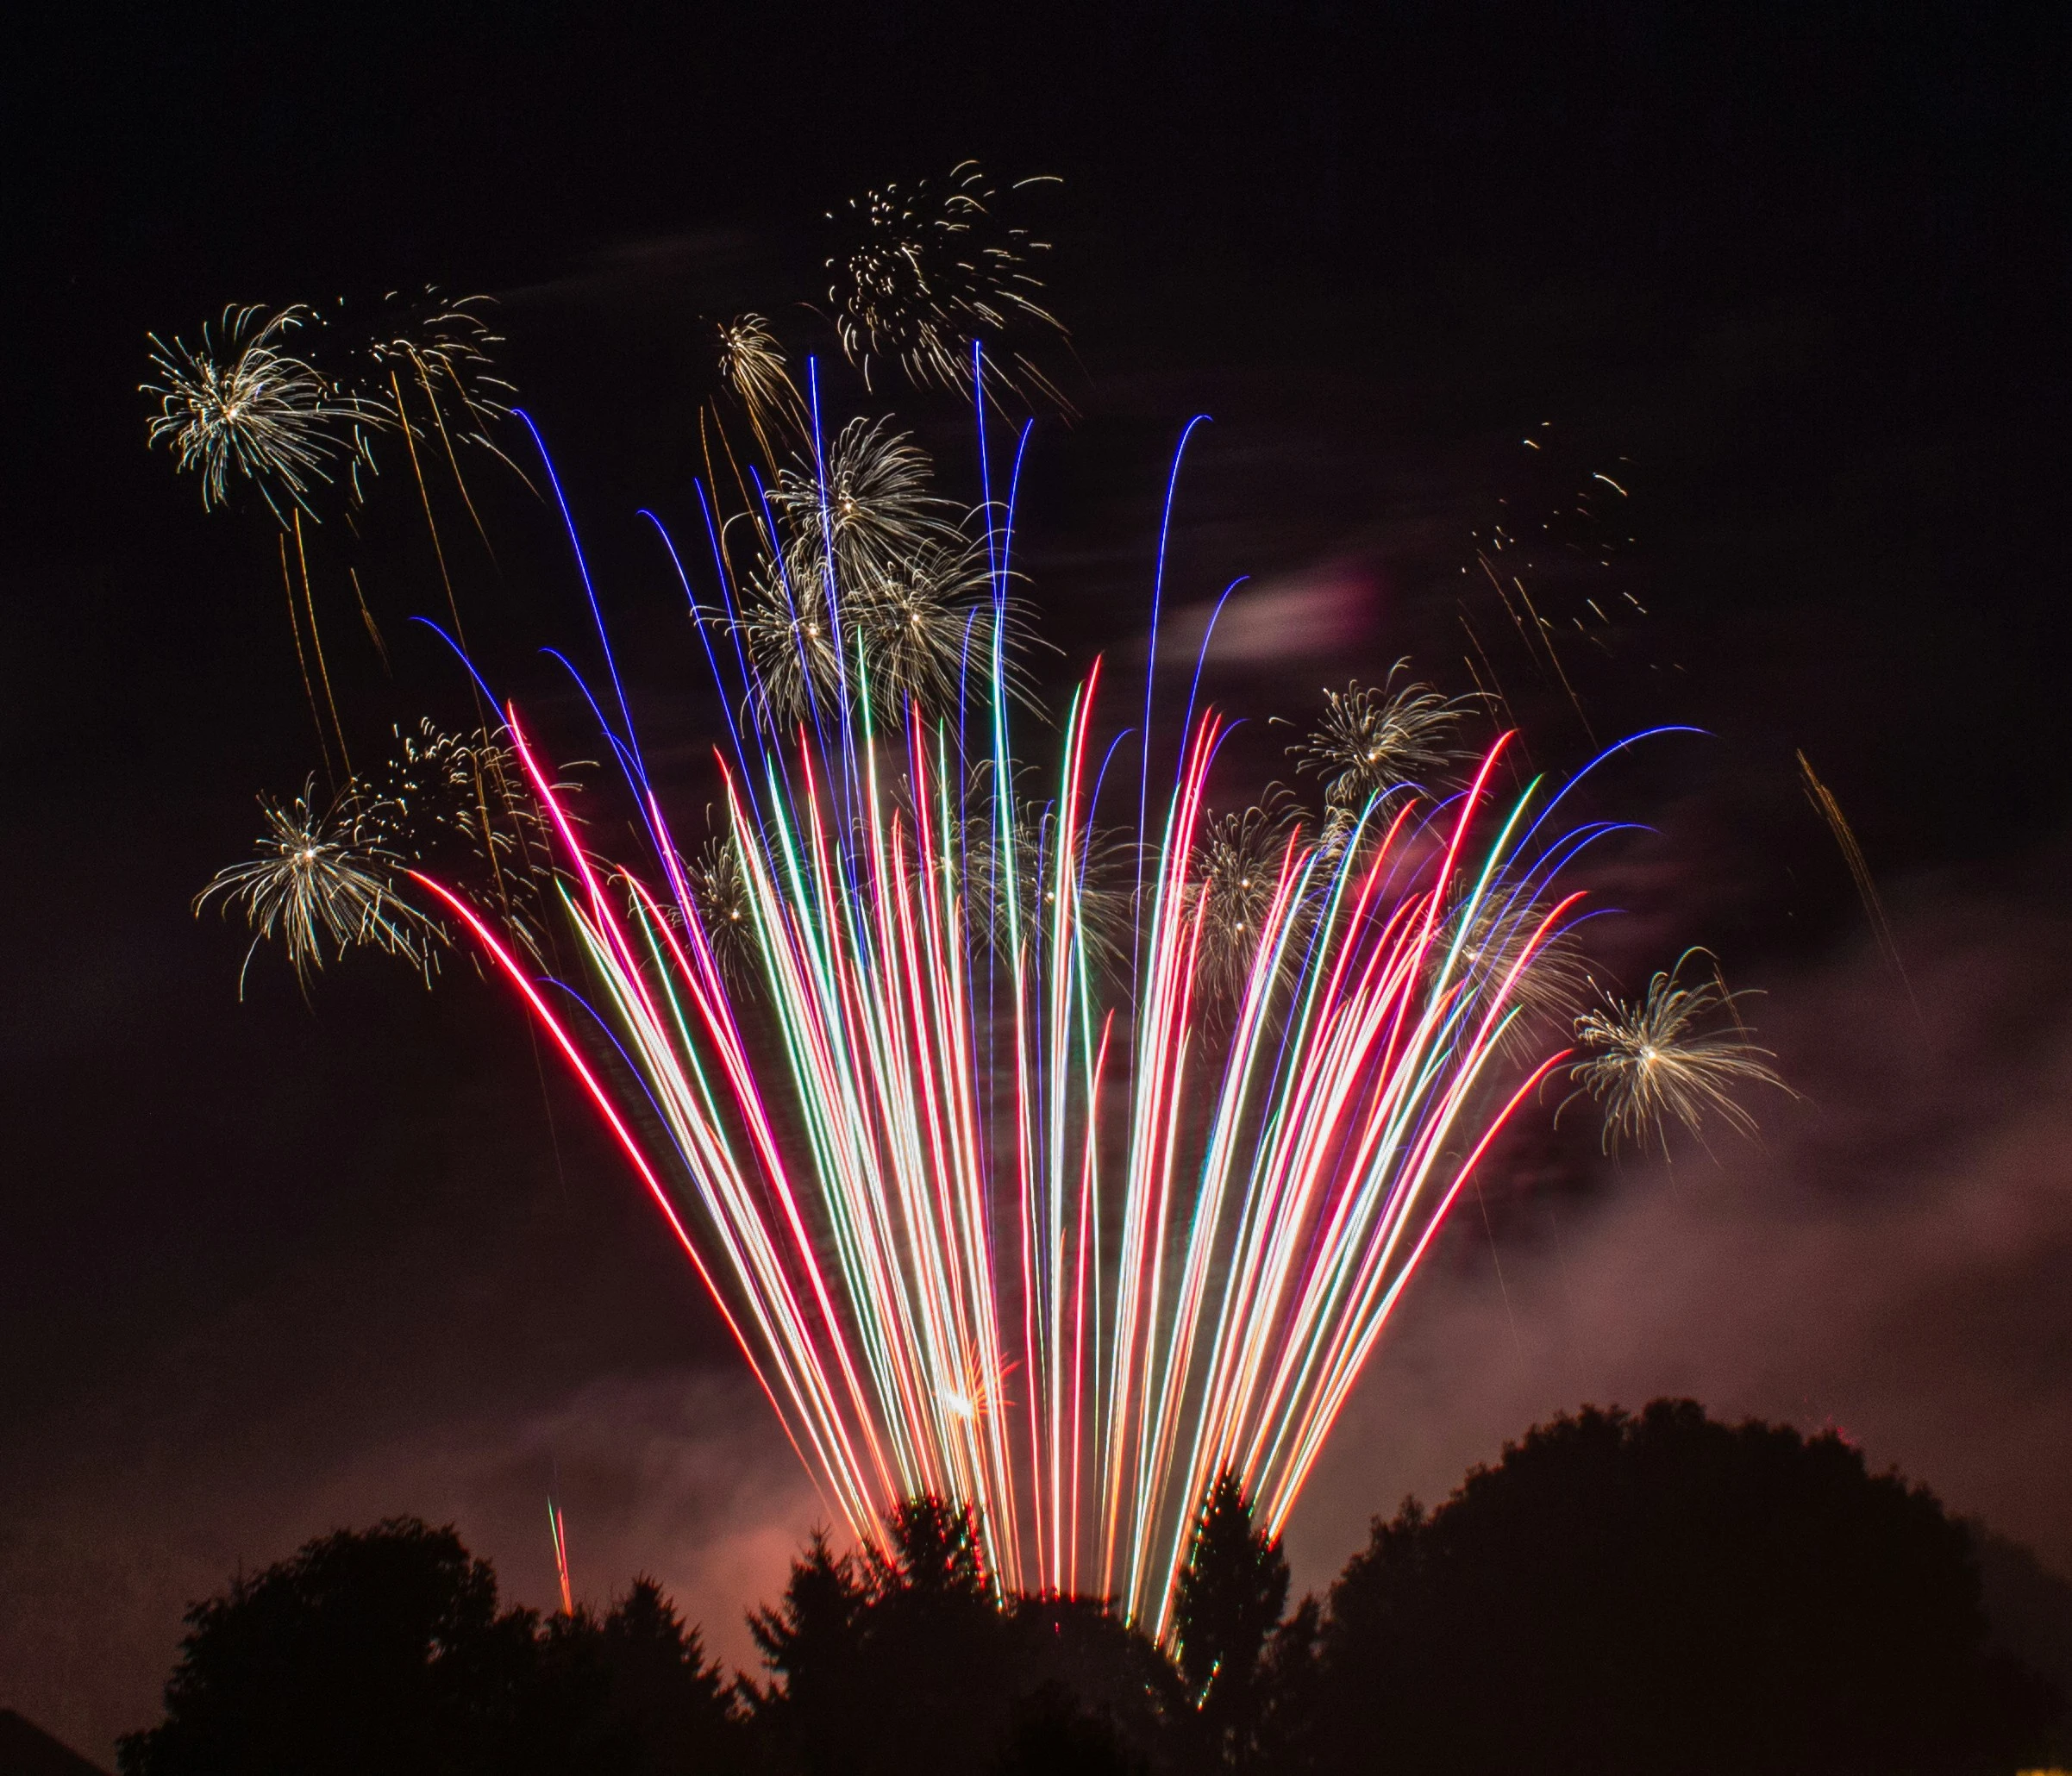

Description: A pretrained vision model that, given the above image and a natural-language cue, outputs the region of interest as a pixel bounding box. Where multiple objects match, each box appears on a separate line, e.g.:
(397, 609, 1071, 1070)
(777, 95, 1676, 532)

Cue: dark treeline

(119, 1401, 2068, 1776)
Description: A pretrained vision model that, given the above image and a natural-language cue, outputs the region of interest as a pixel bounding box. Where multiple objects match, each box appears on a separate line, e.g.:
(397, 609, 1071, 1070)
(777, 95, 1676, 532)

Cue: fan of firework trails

(169, 169, 1780, 1635)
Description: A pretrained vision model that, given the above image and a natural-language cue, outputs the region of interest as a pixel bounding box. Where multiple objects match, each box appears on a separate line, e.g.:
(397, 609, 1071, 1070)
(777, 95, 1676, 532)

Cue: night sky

(5, 4, 2071, 1756)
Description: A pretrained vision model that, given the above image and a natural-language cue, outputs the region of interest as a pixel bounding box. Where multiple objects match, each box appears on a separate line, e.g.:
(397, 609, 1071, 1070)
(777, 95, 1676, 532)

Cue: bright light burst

(733, 421, 1014, 726)
(1188, 797, 1302, 1004)
(1568, 952, 1786, 1154)
(360, 288, 515, 425)
(771, 417, 958, 585)
(715, 313, 808, 458)
(144, 291, 520, 524)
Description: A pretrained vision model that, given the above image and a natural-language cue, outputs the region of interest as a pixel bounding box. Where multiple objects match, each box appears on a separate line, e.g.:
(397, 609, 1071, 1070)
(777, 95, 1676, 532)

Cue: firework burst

(683, 834, 757, 979)
(358, 288, 514, 423)
(1189, 797, 1303, 1003)
(735, 422, 1018, 725)
(143, 305, 364, 525)
(715, 314, 808, 458)
(772, 418, 960, 584)
(1447, 894, 1594, 1060)
(1291, 664, 1474, 829)
(145, 290, 522, 528)
(1568, 953, 1787, 1154)
(195, 779, 441, 991)
(827, 161, 1071, 410)
(732, 556, 845, 728)
(368, 720, 570, 962)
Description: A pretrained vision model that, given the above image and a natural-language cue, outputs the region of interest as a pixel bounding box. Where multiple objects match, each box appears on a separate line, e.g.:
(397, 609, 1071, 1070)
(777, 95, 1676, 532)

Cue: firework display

(166, 172, 1786, 1640)
(418, 638, 1590, 1633)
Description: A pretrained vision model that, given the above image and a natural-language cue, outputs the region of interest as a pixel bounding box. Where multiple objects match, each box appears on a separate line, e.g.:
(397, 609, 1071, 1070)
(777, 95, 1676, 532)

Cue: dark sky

(5, 3, 2071, 1756)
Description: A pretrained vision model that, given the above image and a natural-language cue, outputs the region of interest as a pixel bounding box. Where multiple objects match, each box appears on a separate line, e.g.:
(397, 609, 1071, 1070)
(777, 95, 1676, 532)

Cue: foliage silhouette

(995, 1680, 1149, 1776)
(1300, 1398, 2059, 1776)
(530, 1576, 745, 1775)
(1970, 1524, 2072, 1766)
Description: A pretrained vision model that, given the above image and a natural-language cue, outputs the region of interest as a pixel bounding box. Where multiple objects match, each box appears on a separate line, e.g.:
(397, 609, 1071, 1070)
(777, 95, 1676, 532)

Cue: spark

(1798, 749, 1919, 1022)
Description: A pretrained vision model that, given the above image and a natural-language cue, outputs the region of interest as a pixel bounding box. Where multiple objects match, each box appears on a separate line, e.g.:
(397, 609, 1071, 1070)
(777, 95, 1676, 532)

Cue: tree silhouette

(1249, 1596, 1325, 1773)
(749, 1501, 1009, 1776)
(1172, 1472, 1290, 1767)
(122, 1408, 2059, 1776)
(532, 1577, 744, 1775)
(1005, 1592, 1186, 1767)
(749, 1498, 1182, 1776)
(117, 1520, 744, 1776)
(1308, 1399, 2060, 1776)
(116, 1518, 535, 1776)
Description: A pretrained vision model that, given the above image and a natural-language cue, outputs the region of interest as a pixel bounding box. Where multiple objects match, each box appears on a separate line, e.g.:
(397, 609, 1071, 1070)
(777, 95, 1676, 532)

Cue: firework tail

(548, 1492, 574, 1617)
(1797, 749, 1920, 1022)
(292, 511, 351, 776)
(278, 534, 335, 785)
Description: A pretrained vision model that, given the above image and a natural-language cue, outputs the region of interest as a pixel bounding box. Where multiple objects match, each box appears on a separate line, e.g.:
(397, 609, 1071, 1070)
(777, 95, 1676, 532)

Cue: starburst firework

(143, 305, 362, 524)
(195, 779, 440, 990)
(735, 422, 1017, 725)
(1190, 798, 1303, 1002)
(1568, 954, 1786, 1154)
(715, 314, 808, 456)
(827, 161, 1070, 409)
(1293, 666, 1472, 823)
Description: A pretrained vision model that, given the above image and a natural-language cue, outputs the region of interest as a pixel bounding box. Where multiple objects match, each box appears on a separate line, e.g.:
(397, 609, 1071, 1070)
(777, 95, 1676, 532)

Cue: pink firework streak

(416, 628, 1586, 1635)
